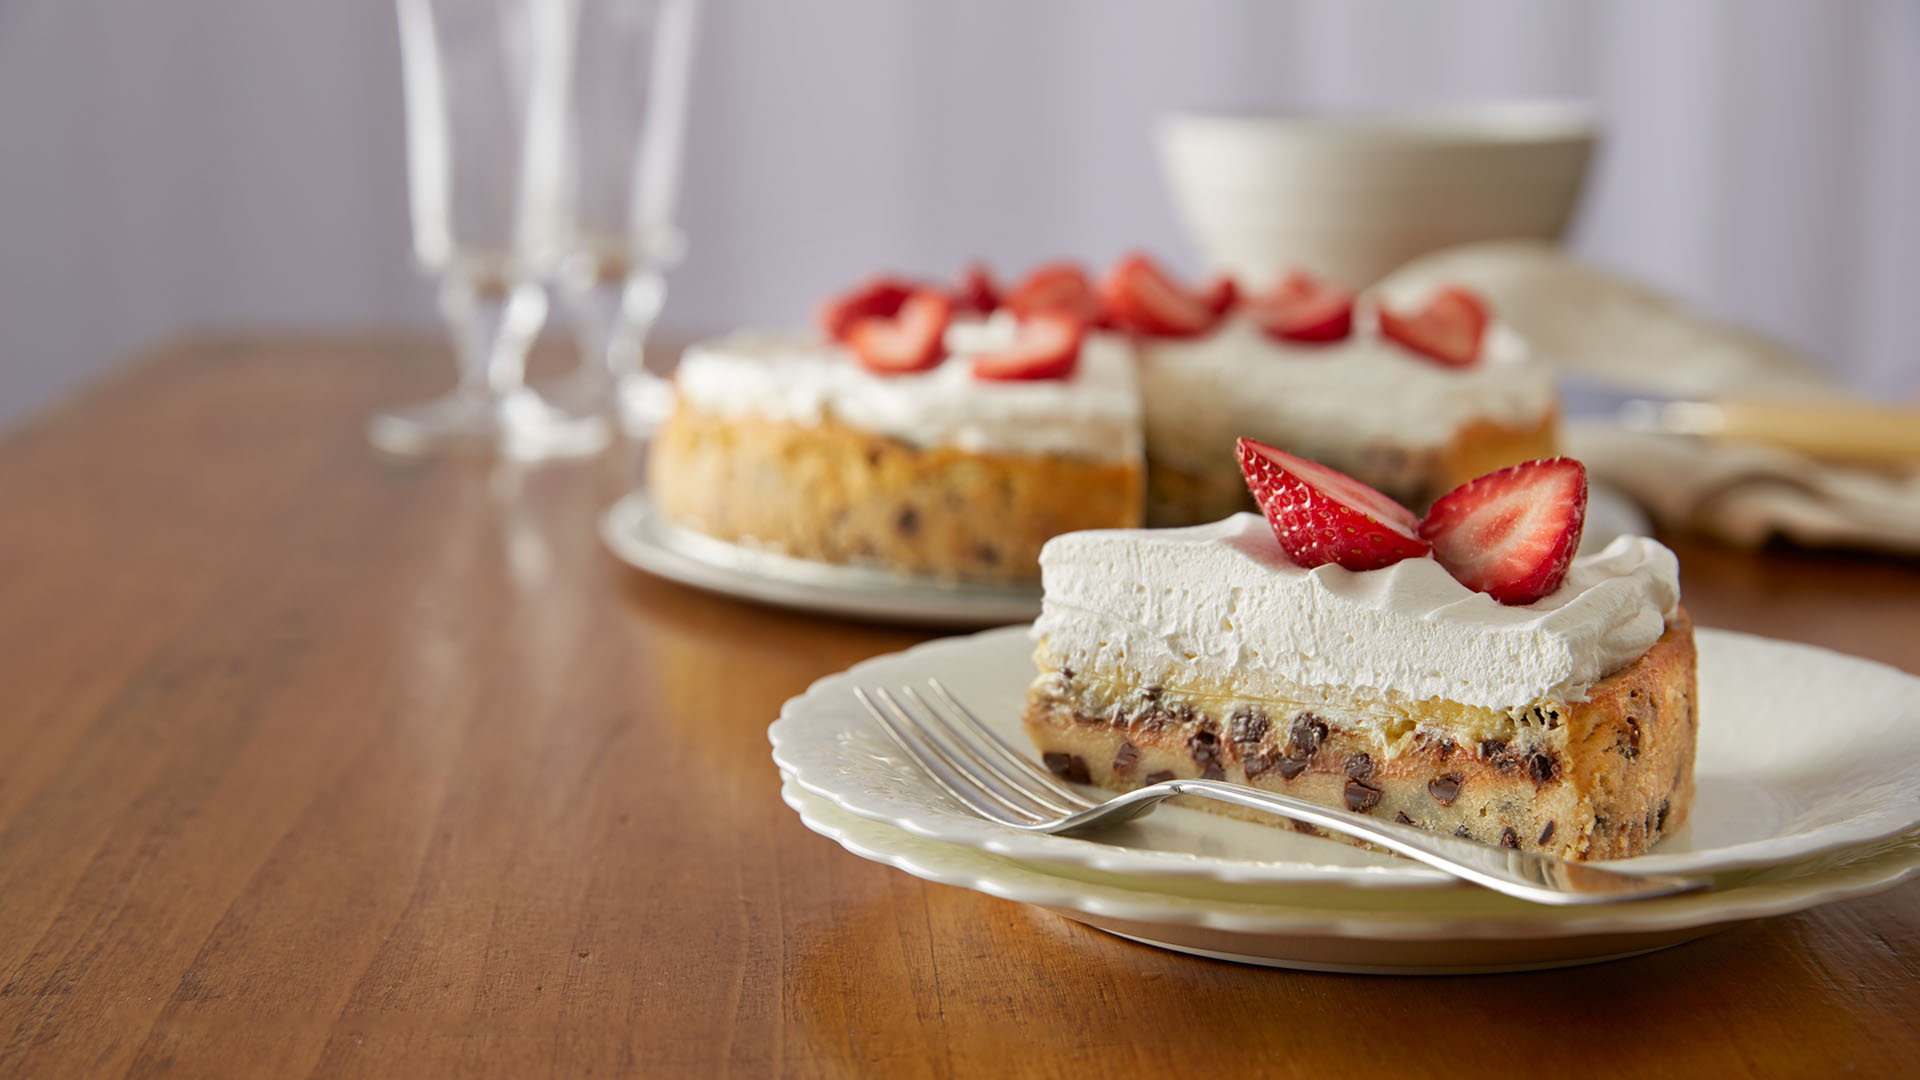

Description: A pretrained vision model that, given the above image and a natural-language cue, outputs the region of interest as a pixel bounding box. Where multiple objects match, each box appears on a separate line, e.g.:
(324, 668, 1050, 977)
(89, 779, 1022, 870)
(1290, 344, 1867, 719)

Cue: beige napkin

(1384, 241, 1920, 554)
(1567, 422, 1920, 553)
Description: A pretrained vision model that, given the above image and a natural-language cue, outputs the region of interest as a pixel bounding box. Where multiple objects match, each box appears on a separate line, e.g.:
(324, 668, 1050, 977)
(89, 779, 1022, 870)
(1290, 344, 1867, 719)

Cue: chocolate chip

(1527, 752, 1559, 784)
(1041, 753, 1089, 784)
(1454, 825, 1473, 839)
(1345, 753, 1374, 780)
(895, 507, 919, 536)
(1242, 750, 1279, 781)
(1186, 729, 1226, 780)
(1500, 827, 1520, 849)
(1112, 741, 1139, 775)
(1343, 780, 1381, 813)
(1655, 799, 1670, 832)
(1276, 756, 1309, 780)
(1140, 686, 1164, 704)
(1059, 665, 1075, 682)
(1428, 775, 1462, 806)
(1144, 769, 1175, 785)
(1623, 718, 1641, 761)
(1292, 821, 1323, 838)
(1287, 714, 1327, 758)
(1538, 821, 1556, 845)
(974, 543, 1000, 566)
(1395, 811, 1415, 826)
(1227, 709, 1269, 745)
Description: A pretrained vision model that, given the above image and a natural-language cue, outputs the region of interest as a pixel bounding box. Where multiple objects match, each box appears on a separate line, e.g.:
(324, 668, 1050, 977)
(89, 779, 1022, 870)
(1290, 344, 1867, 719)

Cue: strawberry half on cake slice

(1021, 444, 1699, 861)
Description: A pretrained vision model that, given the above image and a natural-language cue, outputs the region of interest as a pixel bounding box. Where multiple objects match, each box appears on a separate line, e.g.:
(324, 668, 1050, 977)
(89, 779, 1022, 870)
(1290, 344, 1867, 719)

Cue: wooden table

(3, 338, 1917, 1079)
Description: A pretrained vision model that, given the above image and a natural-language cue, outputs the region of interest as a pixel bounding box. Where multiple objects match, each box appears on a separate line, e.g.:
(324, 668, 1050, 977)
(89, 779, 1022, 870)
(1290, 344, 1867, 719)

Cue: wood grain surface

(1, 338, 1916, 1079)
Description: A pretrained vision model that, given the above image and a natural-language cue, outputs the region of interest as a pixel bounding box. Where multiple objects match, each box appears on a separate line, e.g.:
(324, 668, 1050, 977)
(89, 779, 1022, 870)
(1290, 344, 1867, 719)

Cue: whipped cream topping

(672, 314, 1141, 463)
(1032, 514, 1679, 712)
(1136, 308, 1555, 475)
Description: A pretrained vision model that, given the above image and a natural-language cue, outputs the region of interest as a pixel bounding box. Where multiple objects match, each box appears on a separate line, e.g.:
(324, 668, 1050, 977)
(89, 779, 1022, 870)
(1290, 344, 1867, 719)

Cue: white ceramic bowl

(1158, 102, 1598, 289)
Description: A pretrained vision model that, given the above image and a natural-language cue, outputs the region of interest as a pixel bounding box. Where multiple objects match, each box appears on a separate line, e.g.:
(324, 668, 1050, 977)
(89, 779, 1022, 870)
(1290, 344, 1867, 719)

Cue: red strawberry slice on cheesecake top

(1419, 457, 1589, 605)
(1236, 438, 1431, 571)
(846, 289, 953, 374)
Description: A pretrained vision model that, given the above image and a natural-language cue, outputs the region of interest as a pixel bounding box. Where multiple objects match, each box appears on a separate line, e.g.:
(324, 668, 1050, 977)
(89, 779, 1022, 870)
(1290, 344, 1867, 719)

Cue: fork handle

(1140, 780, 1707, 905)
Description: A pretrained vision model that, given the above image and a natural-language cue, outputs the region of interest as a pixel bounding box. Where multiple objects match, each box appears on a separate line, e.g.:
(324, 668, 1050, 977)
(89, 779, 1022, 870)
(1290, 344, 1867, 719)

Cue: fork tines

(855, 679, 1095, 825)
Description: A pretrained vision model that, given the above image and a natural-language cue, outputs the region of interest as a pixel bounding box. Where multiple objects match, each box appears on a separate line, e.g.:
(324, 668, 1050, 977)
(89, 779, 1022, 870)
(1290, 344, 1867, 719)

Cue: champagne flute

(543, 0, 702, 437)
(369, 0, 611, 460)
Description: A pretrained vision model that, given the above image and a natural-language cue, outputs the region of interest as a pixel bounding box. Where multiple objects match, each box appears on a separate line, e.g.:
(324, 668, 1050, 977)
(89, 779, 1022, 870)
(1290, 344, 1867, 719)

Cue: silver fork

(855, 679, 1711, 906)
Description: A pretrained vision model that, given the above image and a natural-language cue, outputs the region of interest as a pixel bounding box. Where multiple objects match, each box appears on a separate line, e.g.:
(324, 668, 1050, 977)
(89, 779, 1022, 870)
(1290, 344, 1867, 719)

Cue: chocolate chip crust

(648, 403, 1143, 584)
(1145, 411, 1559, 525)
(1021, 609, 1696, 861)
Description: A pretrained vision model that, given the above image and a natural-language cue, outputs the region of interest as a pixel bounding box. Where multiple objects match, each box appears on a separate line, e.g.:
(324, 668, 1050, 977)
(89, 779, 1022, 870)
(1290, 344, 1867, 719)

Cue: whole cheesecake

(648, 312, 1144, 584)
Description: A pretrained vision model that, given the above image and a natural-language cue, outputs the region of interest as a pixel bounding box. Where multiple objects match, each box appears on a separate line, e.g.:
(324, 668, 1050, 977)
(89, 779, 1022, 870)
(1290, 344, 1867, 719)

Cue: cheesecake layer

(648, 407, 1143, 583)
(1022, 610, 1698, 861)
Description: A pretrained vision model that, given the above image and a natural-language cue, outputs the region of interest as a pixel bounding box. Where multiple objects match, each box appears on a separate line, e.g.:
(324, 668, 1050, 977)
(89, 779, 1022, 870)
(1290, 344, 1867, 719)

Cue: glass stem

(442, 272, 549, 402)
(564, 268, 665, 387)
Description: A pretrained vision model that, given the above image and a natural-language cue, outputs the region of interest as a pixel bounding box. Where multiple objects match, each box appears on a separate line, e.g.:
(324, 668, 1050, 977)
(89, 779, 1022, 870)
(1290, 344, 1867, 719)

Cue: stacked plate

(770, 625, 1920, 974)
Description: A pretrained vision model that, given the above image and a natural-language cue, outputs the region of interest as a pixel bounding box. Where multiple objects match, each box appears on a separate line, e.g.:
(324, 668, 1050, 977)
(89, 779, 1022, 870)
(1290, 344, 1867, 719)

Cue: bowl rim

(1162, 100, 1599, 146)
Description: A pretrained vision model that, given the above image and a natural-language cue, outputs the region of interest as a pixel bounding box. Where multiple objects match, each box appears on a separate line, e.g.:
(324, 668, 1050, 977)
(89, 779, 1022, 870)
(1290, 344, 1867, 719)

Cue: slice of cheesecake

(1021, 448, 1696, 861)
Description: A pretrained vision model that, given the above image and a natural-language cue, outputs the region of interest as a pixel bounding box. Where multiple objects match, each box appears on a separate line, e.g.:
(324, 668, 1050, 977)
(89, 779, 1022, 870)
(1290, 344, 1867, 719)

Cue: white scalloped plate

(782, 779, 1920, 973)
(770, 625, 1920, 888)
(600, 491, 1040, 627)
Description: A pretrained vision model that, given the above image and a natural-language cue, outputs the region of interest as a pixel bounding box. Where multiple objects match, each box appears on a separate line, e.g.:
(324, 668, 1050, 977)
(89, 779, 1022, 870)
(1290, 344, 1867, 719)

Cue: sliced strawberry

(1200, 275, 1238, 317)
(847, 289, 953, 374)
(1379, 284, 1490, 367)
(952, 262, 1001, 316)
(1419, 458, 1588, 605)
(1246, 270, 1354, 344)
(1004, 262, 1104, 325)
(820, 276, 919, 342)
(1236, 438, 1430, 571)
(971, 311, 1085, 381)
(1099, 253, 1223, 338)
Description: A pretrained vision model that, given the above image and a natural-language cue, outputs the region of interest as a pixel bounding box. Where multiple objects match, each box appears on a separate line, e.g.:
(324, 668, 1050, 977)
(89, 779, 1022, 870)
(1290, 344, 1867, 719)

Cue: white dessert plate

(783, 779, 1920, 973)
(600, 490, 1040, 627)
(601, 484, 1645, 629)
(770, 624, 1920, 888)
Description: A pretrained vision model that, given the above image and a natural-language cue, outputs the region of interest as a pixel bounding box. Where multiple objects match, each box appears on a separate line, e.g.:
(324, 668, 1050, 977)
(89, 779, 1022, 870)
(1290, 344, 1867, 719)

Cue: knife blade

(1557, 376, 1920, 466)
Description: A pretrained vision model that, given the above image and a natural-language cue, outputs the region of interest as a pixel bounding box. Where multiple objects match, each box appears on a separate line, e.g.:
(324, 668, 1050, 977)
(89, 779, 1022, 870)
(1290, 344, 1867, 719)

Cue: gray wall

(3, 0, 1916, 430)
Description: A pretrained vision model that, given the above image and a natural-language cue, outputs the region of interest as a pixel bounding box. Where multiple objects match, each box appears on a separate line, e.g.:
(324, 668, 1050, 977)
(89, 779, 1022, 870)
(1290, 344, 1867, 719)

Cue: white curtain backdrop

(2, 0, 1915, 429)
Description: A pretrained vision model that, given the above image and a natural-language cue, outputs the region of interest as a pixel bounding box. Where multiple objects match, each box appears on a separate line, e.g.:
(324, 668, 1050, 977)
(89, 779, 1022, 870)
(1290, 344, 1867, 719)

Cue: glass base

(539, 370, 677, 439)
(366, 387, 611, 460)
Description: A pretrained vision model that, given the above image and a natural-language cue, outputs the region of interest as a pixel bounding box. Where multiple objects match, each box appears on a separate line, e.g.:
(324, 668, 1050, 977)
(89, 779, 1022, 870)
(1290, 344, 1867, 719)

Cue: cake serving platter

(780, 779, 1920, 974)
(600, 490, 1040, 627)
(770, 625, 1920, 888)
(602, 484, 1649, 628)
